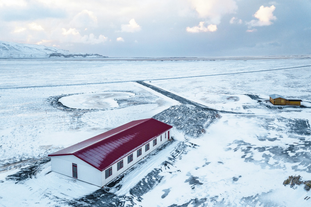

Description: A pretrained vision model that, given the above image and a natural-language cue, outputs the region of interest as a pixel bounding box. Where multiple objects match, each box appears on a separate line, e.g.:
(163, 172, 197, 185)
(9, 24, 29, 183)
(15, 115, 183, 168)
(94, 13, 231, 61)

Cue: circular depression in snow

(59, 92, 135, 110)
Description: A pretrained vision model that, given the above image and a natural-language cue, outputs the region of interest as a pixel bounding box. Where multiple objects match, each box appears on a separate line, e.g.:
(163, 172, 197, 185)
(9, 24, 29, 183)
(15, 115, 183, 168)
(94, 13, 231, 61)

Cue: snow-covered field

(0, 58, 311, 206)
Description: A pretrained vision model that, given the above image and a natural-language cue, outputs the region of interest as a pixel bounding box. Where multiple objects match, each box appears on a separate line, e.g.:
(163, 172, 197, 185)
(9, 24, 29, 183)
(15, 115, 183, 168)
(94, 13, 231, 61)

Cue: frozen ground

(0, 58, 311, 206)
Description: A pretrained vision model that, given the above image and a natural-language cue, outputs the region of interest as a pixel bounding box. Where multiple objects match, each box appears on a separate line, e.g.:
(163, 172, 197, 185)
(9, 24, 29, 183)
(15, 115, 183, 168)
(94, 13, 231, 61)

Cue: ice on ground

(59, 92, 135, 110)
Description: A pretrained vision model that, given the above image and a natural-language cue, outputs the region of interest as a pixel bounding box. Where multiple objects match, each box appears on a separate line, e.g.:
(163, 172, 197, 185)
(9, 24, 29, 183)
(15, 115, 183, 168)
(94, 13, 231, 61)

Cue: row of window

(73, 133, 169, 179)
(105, 133, 168, 179)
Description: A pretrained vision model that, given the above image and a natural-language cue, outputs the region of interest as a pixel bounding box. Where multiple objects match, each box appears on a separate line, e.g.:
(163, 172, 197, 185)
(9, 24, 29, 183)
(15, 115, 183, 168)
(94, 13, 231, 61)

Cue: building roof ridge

(71, 119, 151, 153)
(49, 118, 172, 171)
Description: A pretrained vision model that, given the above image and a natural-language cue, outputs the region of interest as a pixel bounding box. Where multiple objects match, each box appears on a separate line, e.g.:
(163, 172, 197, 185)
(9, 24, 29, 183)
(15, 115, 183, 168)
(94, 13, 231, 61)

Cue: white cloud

(62, 28, 79, 36)
(121, 19, 141, 33)
(230, 17, 242, 24)
(70, 10, 98, 28)
(186, 22, 217, 33)
(0, 0, 66, 21)
(0, 0, 28, 7)
(87, 34, 107, 44)
(116, 37, 124, 42)
(13, 27, 26, 33)
(247, 5, 276, 27)
(188, 0, 238, 24)
(269, 1, 278, 6)
(36, 39, 52, 45)
(246, 29, 257, 33)
(28, 22, 44, 31)
(61, 28, 107, 44)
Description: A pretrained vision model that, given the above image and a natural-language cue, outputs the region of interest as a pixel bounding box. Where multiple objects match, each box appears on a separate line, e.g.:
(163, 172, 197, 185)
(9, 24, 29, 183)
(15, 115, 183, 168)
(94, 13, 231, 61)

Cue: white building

(48, 118, 172, 187)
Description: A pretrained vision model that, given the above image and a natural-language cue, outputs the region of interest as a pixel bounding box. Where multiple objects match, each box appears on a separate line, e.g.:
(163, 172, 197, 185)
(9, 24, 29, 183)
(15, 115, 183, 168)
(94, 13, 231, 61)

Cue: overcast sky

(0, 0, 310, 57)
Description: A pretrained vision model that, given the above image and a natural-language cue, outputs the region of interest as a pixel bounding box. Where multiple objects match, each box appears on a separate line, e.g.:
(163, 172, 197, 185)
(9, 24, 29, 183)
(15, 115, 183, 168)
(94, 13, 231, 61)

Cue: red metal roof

(49, 118, 172, 171)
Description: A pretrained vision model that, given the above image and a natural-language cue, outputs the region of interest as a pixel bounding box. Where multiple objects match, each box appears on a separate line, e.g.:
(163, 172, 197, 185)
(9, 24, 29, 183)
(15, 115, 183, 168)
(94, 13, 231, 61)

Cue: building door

(72, 163, 78, 178)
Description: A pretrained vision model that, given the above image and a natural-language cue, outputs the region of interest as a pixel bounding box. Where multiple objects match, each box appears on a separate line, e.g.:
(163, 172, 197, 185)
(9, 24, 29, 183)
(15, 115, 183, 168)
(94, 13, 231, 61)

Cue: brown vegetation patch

(283, 175, 311, 191)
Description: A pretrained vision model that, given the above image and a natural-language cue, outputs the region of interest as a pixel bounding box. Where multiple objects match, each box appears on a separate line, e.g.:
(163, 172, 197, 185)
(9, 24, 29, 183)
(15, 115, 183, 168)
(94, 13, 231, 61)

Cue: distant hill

(0, 41, 107, 59)
(49, 53, 107, 58)
(0, 41, 68, 58)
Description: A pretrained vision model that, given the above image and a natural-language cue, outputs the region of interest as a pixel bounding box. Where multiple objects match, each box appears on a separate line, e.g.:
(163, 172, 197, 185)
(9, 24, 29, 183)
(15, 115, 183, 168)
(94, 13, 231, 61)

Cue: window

(137, 148, 142, 157)
(72, 163, 78, 178)
(105, 167, 112, 179)
(128, 154, 133, 163)
(160, 135, 162, 141)
(153, 138, 157, 146)
(145, 143, 150, 151)
(117, 160, 123, 171)
(165, 132, 167, 138)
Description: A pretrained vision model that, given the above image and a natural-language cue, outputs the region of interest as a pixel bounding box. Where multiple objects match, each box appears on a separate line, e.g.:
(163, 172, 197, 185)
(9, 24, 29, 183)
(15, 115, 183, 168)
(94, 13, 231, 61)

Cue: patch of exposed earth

(227, 117, 311, 172)
(5, 157, 51, 183)
(153, 105, 219, 137)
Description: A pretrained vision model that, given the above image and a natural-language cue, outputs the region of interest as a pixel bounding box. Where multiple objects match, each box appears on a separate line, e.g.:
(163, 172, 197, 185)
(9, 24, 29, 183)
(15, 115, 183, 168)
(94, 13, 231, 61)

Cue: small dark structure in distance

(269, 94, 302, 106)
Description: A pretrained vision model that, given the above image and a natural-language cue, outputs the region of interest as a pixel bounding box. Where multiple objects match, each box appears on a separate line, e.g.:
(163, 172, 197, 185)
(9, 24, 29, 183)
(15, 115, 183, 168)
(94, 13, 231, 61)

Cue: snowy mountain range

(0, 41, 107, 59)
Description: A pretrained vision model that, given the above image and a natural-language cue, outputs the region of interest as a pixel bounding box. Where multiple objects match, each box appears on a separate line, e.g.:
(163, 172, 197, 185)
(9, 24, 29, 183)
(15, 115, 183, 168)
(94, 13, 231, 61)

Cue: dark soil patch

(240, 192, 279, 207)
(245, 94, 261, 100)
(6, 157, 51, 183)
(286, 119, 311, 135)
(283, 175, 311, 191)
(185, 175, 203, 189)
(233, 175, 242, 182)
(129, 168, 163, 198)
(227, 96, 240, 101)
(228, 139, 311, 172)
(68, 189, 127, 207)
(161, 188, 171, 199)
(153, 105, 217, 137)
(169, 198, 207, 207)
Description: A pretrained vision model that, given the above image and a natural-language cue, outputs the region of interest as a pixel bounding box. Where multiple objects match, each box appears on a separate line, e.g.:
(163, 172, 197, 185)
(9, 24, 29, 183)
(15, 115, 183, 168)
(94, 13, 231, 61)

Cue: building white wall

(51, 129, 171, 187)
(102, 129, 171, 186)
(51, 155, 102, 187)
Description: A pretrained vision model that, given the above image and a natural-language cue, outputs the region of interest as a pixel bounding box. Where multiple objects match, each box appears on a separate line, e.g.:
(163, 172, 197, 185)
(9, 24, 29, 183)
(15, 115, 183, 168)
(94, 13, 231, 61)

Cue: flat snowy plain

(0, 58, 311, 206)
